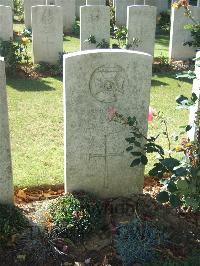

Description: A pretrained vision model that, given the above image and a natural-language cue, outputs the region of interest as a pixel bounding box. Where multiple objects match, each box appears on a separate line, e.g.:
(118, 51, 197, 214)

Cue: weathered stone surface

(134, 0, 145, 4)
(32, 5, 63, 64)
(0, 5, 12, 41)
(80, 5, 110, 50)
(86, 0, 106, 5)
(75, 0, 86, 19)
(127, 5, 157, 55)
(188, 51, 200, 141)
(24, 0, 46, 29)
(0, 0, 13, 10)
(55, 0, 75, 33)
(0, 57, 13, 205)
(115, 0, 135, 26)
(169, 6, 200, 60)
(64, 50, 153, 198)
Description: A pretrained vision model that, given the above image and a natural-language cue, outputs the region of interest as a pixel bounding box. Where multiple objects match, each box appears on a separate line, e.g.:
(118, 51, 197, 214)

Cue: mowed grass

(8, 23, 191, 187)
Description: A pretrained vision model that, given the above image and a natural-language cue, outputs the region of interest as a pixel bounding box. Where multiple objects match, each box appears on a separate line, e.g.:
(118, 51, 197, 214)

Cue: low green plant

(184, 23, 200, 48)
(41, 193, 104, 243)
(157, 11, 170, 33)
(72, 20, 80, 37)
(115, 218, 167, 265)
(13, 0, 24, 22)
(21, 28, 32, 38)
(85, 35, 97, 45)
(125, 37, 141, 50)
(113, 26, 128, 48)
(157, 54, 170, 66)
(0, 39, 30, 73)
(110, 5, 116, 36)
(0, 204, 28, 247)
(96, 39, 110, 48)
(34, 52, 66, 76)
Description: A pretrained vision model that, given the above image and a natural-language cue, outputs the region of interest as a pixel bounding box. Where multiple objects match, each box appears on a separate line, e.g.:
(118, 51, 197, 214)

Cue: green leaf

(185, 125, 192, 132)
(130, 158, 141, 167)
(127, 116, 136, 126)
(126, 146, 133, 151)
(176, 95, 188, 104)
(125, 137, 135, 144)
(133, 140, 141, 147)
(141, 155, 148, 165)
(157, 191, 169, 203)
(169, 194, 182, 208)
(149, 163, 166, 177)
(160, 158, 180, 172)
(191, 92, 198, 103)
(131, 151, 143, 156)
(185, 197, 199, 210)
(167, 182, 177, 193)
(174, 166, 188, 177)
(176, 179, 188, 191)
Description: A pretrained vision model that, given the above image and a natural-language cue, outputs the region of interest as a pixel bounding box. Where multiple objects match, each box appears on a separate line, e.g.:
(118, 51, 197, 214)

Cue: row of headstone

(80, 4, 156, 56)
(115, 0, 168, 26)
(31, 3, 157, 63)
(0, 49, 153, 204)
(0, 2, 156, 63)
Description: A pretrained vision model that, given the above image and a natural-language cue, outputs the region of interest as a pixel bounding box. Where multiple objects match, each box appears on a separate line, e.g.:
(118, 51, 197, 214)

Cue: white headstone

(32, 5, 63, 64)
(198, 0, 200, 7)
(80, 5, 110, 50)
(24, 0, 46, 29)
(127, 5, 157, 55)
(169, 6, 200, 60)
(86, 0, 106, 4)
(0, 5, 13, 41)
(64, 49, 153, 198)
(188, 51, 200, 141)
(55, 0, 75, 33)
(0, 0, 13, 11)
(76, 0, 86, 19)
(115, 0, 135, 26)
(0, 57, 13, 205)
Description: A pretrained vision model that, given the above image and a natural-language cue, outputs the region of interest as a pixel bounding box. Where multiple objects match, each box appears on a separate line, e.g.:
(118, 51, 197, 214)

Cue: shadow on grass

(7, 77, 56, 92)
(151, 79, 169, 87)
(155, 34, 170, 46)
(153, 72, 193, 85)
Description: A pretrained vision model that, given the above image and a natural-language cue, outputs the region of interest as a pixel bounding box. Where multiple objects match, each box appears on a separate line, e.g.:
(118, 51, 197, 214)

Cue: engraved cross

(89, 134, 124, 188)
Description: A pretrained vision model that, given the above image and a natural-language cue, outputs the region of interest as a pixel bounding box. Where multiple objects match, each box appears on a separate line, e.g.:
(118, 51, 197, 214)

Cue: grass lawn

(9, 23, 191, 188)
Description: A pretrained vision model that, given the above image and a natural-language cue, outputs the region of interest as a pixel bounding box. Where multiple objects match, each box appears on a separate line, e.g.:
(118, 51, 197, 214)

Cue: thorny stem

(163, 119, 172, 158)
